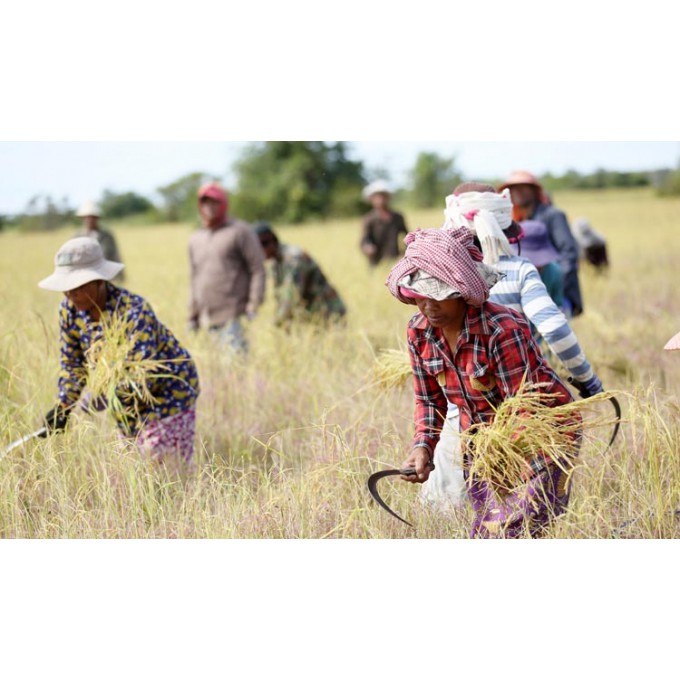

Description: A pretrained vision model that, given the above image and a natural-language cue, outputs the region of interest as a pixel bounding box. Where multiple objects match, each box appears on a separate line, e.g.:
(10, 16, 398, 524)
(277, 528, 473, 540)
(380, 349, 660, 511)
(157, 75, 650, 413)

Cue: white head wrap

(443, 189, 515, 265)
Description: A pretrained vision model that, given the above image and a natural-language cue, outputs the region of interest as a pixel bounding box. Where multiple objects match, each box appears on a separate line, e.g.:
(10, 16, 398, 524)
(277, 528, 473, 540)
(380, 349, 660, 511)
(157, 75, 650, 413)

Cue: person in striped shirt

(419, 182, 604, 510)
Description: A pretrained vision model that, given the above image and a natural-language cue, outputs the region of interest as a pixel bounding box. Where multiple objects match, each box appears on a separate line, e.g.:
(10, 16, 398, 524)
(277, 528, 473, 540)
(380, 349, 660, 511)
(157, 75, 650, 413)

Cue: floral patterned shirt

(57, 284, 200, 435)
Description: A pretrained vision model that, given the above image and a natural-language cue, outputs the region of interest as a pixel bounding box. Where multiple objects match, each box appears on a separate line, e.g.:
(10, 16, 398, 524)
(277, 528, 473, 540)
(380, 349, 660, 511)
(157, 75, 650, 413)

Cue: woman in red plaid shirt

(387, 226, 578, 538)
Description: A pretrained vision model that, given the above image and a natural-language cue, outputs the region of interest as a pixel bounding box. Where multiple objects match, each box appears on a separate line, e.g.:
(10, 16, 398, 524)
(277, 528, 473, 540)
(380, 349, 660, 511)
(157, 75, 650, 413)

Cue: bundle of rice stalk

(371, 348, 411, 390)
(461, 381, 620, 499)
(84, 313, 175, 424)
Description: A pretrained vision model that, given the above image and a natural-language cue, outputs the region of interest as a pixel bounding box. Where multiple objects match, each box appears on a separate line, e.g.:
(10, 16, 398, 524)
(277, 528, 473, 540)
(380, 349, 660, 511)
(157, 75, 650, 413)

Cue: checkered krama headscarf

(386, 227, 491, 307)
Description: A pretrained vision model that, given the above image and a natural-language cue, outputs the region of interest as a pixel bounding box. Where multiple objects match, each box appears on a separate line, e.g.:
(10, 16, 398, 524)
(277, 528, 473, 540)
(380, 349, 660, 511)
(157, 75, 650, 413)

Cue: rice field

(0, 187, 679, 538)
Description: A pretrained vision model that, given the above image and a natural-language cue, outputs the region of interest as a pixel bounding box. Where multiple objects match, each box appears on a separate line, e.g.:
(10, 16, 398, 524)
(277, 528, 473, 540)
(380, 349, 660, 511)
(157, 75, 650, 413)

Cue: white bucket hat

(38, 237, 125, 292)
(76, 200, 101, 218)
(362, 180, 393, 201)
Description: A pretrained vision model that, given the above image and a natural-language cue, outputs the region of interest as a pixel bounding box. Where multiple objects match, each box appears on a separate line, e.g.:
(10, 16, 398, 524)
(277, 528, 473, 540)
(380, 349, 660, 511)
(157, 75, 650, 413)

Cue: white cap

(76, 201, 101, 218)
(362, 180, 393, 201)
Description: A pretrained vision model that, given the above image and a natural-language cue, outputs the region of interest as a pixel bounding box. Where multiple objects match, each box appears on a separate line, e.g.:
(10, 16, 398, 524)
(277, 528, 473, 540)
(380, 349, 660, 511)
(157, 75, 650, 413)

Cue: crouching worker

(37, 237, 200, 465)
(386, 227, 579, 538)
(255, 223, 347, 327)
(573, 218, 609, 271)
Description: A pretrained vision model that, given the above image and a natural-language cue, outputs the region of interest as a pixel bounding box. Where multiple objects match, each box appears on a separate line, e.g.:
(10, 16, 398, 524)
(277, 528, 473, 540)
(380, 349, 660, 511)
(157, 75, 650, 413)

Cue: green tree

(408, 152, 462, 208)
(230, 142, 366, 223)
(100, 190, 155, 220)
(157, 172, 220, 222)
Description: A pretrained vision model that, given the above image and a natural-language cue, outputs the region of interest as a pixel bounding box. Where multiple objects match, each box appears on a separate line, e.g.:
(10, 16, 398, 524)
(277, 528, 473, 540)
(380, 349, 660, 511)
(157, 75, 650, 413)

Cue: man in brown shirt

(188, 183, 266, 353)
(360, 180, 408, 267)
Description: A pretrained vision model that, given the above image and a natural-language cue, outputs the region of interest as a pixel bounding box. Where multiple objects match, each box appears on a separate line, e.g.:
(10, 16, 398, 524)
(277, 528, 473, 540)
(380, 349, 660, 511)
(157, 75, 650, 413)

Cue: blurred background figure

(360, 180, 408, 268)
(573, 217, 610, 271)
(188, 183, 266, 354)
(255, 223, 346, 328)
(499, 171, 584, 317)
(76, 200, 125, 282)
(519, 220, 565, 312)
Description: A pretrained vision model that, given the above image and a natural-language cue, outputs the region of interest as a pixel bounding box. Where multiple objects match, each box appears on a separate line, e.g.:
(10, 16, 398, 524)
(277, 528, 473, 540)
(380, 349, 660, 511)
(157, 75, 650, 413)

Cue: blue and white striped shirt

(489, 256, 594, 382)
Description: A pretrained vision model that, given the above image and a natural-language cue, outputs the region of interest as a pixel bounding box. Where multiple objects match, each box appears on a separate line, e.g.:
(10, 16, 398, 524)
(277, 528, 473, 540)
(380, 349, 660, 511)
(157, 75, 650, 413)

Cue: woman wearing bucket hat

(499, 171, 584, 317)
(360, 180, 409, 267)
(37, 237, 200, 464)
(417, 183, 603, 511)
(386, 227, 579, 538)
(76, 200, 125, 282)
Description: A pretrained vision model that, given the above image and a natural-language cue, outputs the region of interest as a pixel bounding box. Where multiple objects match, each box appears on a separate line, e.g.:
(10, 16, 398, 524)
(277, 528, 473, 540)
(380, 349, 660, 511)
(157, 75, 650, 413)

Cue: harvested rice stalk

(84, 313, 178, 428)
(371, 348, 412, 390)
(461, 382, 622, 499)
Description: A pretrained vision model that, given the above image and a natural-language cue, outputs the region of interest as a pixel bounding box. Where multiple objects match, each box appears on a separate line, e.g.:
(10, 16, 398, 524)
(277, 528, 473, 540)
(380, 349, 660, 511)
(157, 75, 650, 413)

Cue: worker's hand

(362, 243, 377, 257)
(400, 447, 433, 484)
(574, 375, 604, 398)
(80, 392, 108, 413)
(520, 454, 551, 483)
(39, 404, 71, 437)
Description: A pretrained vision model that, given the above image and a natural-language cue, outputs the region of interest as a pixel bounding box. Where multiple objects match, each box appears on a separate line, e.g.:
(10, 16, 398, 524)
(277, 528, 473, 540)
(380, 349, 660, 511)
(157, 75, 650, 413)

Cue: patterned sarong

(135, 406, 197, 464)
(464, 453, 576, 539)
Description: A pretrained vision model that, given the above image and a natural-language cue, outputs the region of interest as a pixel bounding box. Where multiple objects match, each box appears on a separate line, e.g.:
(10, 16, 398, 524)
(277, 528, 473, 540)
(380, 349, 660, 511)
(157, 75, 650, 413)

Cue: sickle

(608, 396, 622, 448)
(1, 428, 47, 462)
(368, 463, 435, 527)
(569, 379, 622, 450)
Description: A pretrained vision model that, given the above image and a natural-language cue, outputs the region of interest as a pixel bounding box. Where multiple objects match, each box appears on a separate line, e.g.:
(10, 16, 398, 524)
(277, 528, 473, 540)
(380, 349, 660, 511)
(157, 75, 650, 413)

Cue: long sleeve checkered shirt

(406, 301, 574, 456)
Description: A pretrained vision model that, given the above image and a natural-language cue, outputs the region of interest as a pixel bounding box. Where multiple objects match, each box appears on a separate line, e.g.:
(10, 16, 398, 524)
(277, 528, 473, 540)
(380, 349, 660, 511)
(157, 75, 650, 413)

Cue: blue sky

(1, 141, 678, 215)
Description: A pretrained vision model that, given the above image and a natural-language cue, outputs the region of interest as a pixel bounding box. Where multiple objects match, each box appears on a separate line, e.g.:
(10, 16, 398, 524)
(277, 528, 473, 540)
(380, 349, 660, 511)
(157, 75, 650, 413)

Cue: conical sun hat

(38, 237, 125, 292)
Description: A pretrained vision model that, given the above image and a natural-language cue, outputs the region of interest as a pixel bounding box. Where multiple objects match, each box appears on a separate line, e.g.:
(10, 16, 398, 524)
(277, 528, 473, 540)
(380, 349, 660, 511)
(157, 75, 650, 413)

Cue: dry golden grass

(0, 188, 678, 538)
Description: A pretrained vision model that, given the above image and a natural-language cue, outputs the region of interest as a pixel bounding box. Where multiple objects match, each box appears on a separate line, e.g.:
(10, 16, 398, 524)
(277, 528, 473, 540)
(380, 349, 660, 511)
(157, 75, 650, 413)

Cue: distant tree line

(3, 143, 680, 232)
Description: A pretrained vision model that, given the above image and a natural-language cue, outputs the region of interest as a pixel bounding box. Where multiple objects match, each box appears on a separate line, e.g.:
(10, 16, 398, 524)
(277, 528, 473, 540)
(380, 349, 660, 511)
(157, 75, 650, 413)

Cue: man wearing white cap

(360, 180, 408, 267)
(76, 200, 125, 282)
(37, 238, 200, 464)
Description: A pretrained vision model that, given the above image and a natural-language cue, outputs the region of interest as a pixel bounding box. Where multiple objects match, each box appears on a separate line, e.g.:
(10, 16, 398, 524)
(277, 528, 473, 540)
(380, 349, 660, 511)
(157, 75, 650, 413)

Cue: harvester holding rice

(420, 183, 604, 510)
(34, 237, 201, 465)
(386, 225, 585, 539)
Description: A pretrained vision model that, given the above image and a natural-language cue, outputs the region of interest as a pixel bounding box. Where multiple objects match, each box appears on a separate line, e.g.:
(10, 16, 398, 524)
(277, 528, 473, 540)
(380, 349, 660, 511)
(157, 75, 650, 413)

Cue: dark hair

(254, 222, 277, 241)
(453, 181, 497, 195)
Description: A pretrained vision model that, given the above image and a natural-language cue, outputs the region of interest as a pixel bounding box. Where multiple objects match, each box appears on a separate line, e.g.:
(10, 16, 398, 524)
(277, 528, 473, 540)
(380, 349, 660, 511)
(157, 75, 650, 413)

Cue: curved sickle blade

(2, 428, 47, 461)
(569, 378, 622, 451)
(367, 468, 416, 527)
(608, 396, 622, 448)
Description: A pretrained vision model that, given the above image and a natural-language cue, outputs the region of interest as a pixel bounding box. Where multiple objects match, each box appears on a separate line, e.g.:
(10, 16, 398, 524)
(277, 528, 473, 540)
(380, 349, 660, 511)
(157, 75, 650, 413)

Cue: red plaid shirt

(407, 301, 574, 456)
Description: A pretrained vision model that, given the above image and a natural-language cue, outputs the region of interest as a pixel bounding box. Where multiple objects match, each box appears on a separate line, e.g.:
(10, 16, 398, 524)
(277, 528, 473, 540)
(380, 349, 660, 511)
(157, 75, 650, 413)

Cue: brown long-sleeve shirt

(188, 219, 266, 327)
(361, 209, 408, 266)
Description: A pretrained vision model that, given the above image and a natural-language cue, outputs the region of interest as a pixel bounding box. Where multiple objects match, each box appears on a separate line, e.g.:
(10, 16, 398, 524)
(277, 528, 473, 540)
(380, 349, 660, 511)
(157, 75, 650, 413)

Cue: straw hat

(498, 171, 543, 192)
(363, 180, 393, 201)
(76, 201, 101, 218)
(38, 237, 125, 292)
(664, 331, 680, 351)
